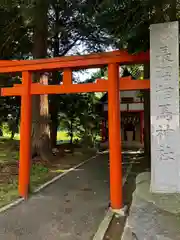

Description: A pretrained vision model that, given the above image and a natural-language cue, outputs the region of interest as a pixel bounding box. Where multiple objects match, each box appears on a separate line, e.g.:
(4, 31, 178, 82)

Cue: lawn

(2, 130, 70, 141)
(0, 135, 96, 208)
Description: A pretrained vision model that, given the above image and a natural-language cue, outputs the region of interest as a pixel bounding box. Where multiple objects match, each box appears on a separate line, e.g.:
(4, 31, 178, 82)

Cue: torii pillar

(108, 63, 122, 210)
(0, 50, 150, 208)
(19, 71, 32, 197)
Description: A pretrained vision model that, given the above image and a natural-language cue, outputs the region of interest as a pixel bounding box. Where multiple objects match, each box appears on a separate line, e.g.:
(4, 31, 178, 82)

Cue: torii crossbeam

(0, 50, 150, 211)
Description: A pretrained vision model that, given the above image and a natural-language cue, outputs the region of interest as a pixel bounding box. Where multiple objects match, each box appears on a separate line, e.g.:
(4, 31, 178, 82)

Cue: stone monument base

(122, 172, 180, 240)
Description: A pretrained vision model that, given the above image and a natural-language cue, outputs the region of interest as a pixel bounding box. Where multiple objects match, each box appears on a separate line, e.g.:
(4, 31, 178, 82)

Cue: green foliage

(0, 75, 21, 136)
(59, 94, 80, 143)
(30, 164, 49, 191)
(1, 0, 177, 150)
(92, 0, 178, 52)
(0, 3, 32, 59)
(59, 92, 101, 146)
(0, 0, 111, 146)
(78, 93, 101, 146)
(48, 0, 111, 56)
(58, 69, 105, 146)
(31, 164, 49, 174)
(84, 68, 107, 83)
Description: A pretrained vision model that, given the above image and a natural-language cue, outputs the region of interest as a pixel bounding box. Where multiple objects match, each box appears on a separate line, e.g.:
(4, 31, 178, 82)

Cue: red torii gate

(0, 50, 150, 211)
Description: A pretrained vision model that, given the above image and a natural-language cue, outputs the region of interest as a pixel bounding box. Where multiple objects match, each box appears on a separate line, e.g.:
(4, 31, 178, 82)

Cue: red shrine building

(100, 70, 144, 145)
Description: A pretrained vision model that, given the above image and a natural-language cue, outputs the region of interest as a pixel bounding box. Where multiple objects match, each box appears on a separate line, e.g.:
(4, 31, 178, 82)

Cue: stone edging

(93, 160, 134, 240)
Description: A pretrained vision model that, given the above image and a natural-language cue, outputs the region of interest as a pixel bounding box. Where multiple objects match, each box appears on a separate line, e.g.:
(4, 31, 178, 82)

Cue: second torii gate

(0, 50, 150, 211)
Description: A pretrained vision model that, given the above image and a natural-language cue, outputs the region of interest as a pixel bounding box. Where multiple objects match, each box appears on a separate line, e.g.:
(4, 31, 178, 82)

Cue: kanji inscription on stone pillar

(150, 21, 180, 193)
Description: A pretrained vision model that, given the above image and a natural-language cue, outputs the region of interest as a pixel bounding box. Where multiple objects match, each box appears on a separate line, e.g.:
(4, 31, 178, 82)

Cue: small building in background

(99, 68, 144, 145)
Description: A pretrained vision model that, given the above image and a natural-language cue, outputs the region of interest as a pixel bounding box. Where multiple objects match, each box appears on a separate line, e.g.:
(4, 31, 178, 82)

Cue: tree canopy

(0, 0, 178, 156)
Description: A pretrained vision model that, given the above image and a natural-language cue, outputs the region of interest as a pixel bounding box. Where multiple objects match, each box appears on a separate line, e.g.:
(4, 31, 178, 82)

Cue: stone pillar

(150, 21, 180, 193)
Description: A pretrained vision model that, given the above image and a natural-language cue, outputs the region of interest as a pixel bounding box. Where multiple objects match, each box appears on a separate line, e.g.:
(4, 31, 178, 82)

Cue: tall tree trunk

(49, 4, 80, 147)
(168, 0, 177, 21)
(49, 94, 59, 148)
(143, 63, 151, 168)
(70, 119, 73, 145)
(49, 8, 61, 148)
(31, 0, 53, 161)
(49, 70, 61, 148)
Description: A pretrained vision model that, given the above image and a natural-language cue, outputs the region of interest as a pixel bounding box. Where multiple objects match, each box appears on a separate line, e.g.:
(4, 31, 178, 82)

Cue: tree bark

(49, 74, 61, 149)
(168, 0, 177, 21)
(49, 4, 80, 147)
(31, 0, 54, 161)
(49, 92, 59, 148)
(49, 7, 61, 148)
(143, 63, 151, 168)
(70, 119, 73, 145)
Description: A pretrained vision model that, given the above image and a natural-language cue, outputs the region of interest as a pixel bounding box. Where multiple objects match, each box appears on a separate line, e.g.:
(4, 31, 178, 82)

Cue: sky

(66, 41, 115, 82)
(74, 68, 99, 82)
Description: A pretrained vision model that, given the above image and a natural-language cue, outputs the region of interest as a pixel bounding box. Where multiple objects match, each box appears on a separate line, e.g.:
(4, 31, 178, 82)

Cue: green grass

(0, 138, 19, 207)
(0, 129, 79, 165)
(0, 148, 96, 208)
(0, 131, 70, 207)
(0, 164, 51, 208)
(30, 164, 50, 191)
(0, 179, 19, 208)
(57, 131, 70, 141)
(1, 122, 73, 141)
(0, 164, 52, 208)
(2, 130, 71, 141)
(0, 128, 97, 208)
(0, 140, 19, 164)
